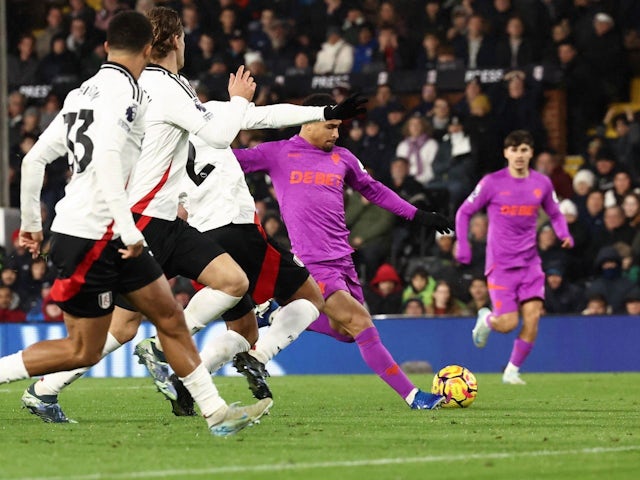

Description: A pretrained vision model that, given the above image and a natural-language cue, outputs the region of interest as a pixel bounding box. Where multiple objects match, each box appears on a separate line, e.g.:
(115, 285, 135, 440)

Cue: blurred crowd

(3, 0, 640, 321)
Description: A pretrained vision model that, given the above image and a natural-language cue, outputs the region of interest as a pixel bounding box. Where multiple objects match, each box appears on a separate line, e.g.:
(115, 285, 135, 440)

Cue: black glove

(324, 93, 368, 120)
(413, 210, 454, 235)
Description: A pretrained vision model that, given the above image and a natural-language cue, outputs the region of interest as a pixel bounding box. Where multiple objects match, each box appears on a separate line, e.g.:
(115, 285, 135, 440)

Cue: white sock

(404, 387, 419, 405)
(200, 330, 250, 373)
(185, 288, 242, 334)
(155, 288, 242, 351)
(34, 333, 122, 397)
(504, 362, 519, 374)
(0, 351, 29, 383)
(179, 363, 227, 426)
(251, 299, 319, 364)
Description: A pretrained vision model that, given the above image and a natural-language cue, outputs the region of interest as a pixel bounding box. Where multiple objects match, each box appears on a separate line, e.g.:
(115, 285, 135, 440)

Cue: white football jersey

(128, 65, 249, 221)
(21, 62, 148, 240)
(182, 101, 325, 232)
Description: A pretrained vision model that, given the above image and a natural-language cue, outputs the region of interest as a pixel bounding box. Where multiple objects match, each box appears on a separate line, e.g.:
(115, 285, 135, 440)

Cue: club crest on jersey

(98, 291, 113, 309)
(126, 104, 138, 122)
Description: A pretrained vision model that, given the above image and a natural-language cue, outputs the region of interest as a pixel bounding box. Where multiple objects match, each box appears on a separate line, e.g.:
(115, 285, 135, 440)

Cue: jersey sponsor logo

(98, 291, 113, 309)
(126, 104, 138, 122)
(499, 204, 536, 216)
(289, 170, 343, 187)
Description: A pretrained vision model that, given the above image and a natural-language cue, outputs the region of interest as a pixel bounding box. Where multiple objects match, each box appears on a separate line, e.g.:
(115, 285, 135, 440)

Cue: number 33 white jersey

(21, 62, 149, 240)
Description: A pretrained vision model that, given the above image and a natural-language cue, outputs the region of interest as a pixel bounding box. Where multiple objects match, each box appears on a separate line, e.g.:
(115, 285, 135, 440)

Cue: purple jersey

(455, 168, 573, 274)
(233, 135, 417, 264)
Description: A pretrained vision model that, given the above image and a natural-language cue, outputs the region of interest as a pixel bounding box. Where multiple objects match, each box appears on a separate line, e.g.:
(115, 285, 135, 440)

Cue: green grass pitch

(1, 373, 639, 480)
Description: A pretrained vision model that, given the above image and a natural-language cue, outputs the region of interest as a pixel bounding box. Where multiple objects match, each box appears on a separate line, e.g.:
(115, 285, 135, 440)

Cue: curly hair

(147, 7, 183, 60)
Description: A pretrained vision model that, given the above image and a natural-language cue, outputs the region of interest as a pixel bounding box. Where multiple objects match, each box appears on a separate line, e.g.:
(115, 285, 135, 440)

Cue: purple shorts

(305, 255, 363, 343)
(486, 263, 545, 316)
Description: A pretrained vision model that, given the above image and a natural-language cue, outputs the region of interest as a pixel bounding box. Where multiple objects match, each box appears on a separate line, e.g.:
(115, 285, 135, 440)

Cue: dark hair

(147, 6, 183, 59)
(301, 93, 334, 107)
(504, 129, 534, 149)
(107, 11, 153, 53)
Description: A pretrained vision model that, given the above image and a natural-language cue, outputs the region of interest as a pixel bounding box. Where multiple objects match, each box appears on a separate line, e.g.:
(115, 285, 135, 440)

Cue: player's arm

(345, 153, 453, 234)
(221, 93, 367, 130)
(454, 178, 491, 264)
(173, 67, 253, 148)
(542, 182, 574, 248)
(20, 110, 68, 257)
(92, 94, 145, 252)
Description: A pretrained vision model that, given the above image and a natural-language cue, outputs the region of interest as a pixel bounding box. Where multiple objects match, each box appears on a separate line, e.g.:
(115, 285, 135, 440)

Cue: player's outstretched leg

(472, 307, 493, 348)
(410, 390, 446, 410)
(20, 331, 129, 423)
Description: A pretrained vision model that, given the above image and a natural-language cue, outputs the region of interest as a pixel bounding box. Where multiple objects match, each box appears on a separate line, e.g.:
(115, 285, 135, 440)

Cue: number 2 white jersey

(181, 101, 326, 232)
(25, 62, 148, 240)
(128, 65, 249, 221)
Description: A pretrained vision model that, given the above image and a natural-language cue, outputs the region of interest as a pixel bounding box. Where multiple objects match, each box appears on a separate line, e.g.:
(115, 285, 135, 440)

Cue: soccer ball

(431, 365, 478, 408)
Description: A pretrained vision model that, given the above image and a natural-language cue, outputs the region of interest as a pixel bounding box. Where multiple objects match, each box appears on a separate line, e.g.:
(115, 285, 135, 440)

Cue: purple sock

(355, 326, 415, 399)
(509, 338, 534, 367)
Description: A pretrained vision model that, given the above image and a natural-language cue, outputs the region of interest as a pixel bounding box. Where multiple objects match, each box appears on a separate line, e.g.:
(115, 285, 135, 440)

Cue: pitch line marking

(9, 445, 640, 480)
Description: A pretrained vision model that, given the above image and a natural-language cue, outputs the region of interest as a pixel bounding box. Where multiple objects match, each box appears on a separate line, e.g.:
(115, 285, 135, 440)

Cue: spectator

(614, 241, 640, 285)
(262, 19, 298, 76)
(67, 0, 96, 31)
(66, 17, 97, 62)
(388, 156, 429, 264)
(426, 97, 452, 142)
(8, 33, 39, 91)
(94, 0, 129, 34)
(622, 192, 640, 229)
(624, 288, 640, 315)
(360, 119, 395, 181)
(580, 12, 628, 104)
(415, 32, 440, 71)
(544, 264, 585, 314)
(581, 293, 611, 316)
(466, 276, 491, 316)
(34, 5, 64, 60)
(430, 115, 474, 212)
(0, 285, 26, 323)
(600, 107, 640, 180)
(395, 115, 438, 186)
(493, 71, 546, 149)
(37, 34, 81, 88)
(453, 13, 495, 68)
(586, 246, 636, 313)
(341, 6, 367, 46)
(571, 169, 596, 219)
(8, 91, 26, 150)
(604, 170, 636, 208)
(181, 4, 202, 60)
(403, 298, 426, 316)
(555, 40, 603, 154)
(559, 199, 590, 280)
(285, 50, 313, 76)
(581, 189, 606, 241)
(371, 24, 407, 72)
(351, 23, 377, 73)
(593, 149, 618, 192)
(534, 150, 574, 200)
(425, 280, 468, 316)
(600, 205, 636, 248)
(409, 83, 438, 117)
(537, 222, 568, 273)
(495, 15, 536, 69)
(313, 26, 354, 74)
(364, 263, 403, 315)
(0, 267, 22, 310)
(225, 29, 249, 73)
(368, 84, 402, 129)
(401, 266, 436, 311)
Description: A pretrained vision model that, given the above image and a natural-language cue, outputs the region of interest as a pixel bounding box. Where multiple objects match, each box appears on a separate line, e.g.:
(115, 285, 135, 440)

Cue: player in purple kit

(455, 130, 573, 384)
(233, 94, 452, 410)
